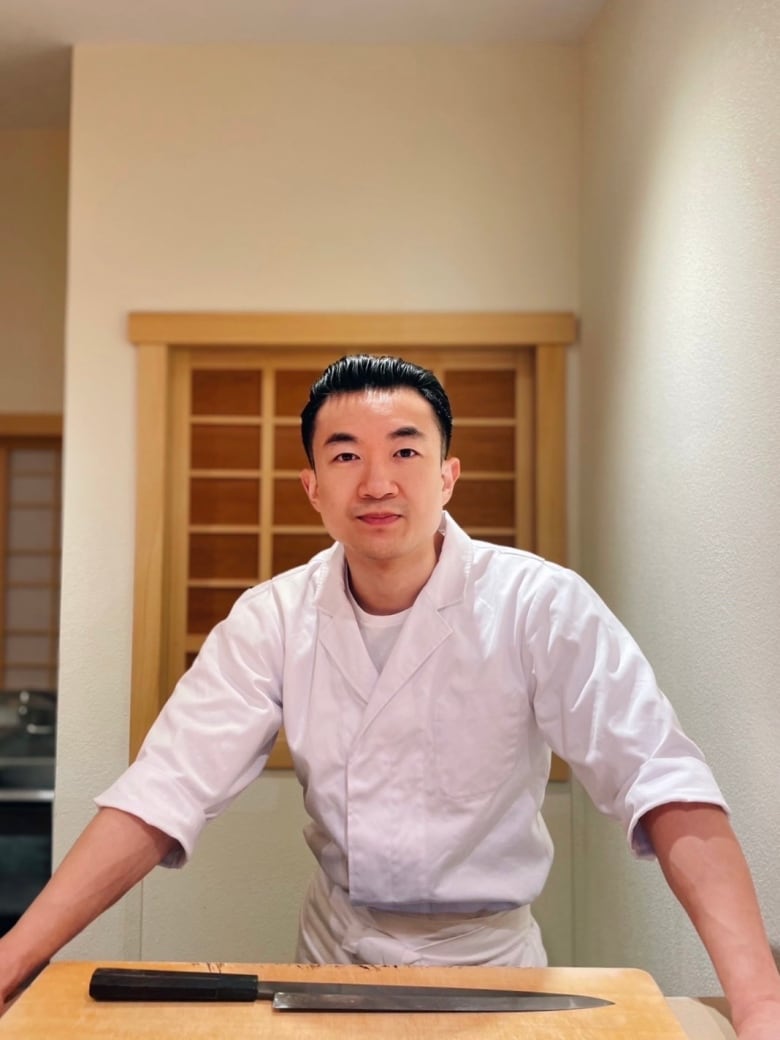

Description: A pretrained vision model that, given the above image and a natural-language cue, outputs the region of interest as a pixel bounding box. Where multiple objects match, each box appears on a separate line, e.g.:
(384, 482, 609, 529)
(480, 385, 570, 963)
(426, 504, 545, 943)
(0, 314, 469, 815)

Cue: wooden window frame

(127, 312, 576, 779)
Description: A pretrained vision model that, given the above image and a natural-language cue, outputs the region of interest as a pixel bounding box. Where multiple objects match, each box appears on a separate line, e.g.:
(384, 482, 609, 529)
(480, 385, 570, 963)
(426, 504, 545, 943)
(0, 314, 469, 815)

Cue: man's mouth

(357, 512, 401, 526)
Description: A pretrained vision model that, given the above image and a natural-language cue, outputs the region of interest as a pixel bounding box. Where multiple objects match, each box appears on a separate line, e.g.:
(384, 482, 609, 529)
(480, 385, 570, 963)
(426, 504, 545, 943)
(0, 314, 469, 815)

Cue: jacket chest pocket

(431, 679, 523, 802)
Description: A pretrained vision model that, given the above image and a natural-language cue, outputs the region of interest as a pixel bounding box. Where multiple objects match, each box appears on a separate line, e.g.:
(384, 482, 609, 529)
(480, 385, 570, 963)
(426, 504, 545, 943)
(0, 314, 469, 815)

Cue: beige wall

(0, 129, 67, 413)
(578, 0, 779, 995)
(58, 42, 581, 964)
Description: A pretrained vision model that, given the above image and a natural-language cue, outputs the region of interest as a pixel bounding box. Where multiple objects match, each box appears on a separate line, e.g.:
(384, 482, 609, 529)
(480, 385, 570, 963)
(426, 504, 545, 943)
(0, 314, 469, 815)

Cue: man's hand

(0, 989, 19, 1017)
(734, 998, 780, 1039)
(742, 1004, 780, 1037)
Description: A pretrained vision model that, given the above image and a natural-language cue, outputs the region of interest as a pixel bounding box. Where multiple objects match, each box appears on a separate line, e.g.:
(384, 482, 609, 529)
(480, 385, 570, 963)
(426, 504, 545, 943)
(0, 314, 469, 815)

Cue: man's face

(300, 388, 460, 569)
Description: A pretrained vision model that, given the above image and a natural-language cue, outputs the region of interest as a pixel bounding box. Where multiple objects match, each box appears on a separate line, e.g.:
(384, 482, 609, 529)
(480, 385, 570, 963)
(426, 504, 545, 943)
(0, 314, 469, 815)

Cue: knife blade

(88, 967, 612, 1011)
(272, 990, 612, 1013)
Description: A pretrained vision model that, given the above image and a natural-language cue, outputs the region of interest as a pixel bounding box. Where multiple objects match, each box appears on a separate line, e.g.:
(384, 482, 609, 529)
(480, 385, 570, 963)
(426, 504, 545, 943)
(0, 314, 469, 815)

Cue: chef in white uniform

(1, 356, 778, 1039)
(95, 513, 723, 966)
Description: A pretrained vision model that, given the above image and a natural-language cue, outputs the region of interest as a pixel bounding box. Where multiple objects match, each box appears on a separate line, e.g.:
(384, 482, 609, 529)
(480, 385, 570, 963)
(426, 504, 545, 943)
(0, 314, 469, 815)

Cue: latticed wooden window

(127, 313, 573, 778)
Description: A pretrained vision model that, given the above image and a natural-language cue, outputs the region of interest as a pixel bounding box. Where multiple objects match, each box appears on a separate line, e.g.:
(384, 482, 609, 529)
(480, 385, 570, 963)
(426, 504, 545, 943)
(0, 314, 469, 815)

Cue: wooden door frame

(127, 312, 577, 771)
(0, 415, 63, 439)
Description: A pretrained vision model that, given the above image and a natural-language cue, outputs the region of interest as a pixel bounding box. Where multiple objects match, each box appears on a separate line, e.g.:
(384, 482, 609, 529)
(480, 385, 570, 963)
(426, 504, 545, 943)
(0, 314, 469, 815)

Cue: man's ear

(441, 456, 460, 506)
(300, 468, 321, 512)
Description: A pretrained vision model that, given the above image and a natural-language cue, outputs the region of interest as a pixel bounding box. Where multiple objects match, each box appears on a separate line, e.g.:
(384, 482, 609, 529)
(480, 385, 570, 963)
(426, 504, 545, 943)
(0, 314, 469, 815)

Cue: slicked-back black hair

(300, 354, 453, 466)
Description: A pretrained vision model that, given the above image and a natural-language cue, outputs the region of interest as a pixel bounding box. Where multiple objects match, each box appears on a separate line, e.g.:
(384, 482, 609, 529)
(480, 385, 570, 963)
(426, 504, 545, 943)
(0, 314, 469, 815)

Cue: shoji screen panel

(0, 421, 63, 693)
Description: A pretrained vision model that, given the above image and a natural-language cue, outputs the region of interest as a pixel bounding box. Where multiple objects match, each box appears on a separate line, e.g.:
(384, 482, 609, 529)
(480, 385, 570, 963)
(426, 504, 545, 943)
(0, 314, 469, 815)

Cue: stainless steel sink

(0, 757, 55, 801)
(0, 692, 57, 933)
(0, 690, 57, 805)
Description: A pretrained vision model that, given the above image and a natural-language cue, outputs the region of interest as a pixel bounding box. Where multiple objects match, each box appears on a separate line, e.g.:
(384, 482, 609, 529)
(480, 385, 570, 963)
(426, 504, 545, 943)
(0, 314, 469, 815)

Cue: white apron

(296, 866, 547, 967)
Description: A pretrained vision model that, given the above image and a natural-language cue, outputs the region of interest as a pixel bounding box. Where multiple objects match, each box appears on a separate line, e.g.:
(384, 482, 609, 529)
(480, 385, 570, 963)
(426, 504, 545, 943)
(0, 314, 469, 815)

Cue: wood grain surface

(0, 961, 688, 1038)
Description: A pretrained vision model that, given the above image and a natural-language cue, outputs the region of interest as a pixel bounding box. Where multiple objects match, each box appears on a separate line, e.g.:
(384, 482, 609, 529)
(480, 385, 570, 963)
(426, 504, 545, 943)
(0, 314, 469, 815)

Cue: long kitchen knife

(89, 967, 612, 1012)
(272, 990, 610, 1012)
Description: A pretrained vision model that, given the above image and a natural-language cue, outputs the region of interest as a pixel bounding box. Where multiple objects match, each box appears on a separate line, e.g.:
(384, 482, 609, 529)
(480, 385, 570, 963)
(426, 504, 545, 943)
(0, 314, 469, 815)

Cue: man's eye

(333, 452, 358, 462)
(396, 448, 419, 458)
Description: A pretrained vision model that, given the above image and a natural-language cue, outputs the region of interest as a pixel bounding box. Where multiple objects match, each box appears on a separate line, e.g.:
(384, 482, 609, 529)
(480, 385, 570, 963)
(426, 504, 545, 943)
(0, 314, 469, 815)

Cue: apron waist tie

(296, 867, 547, 967)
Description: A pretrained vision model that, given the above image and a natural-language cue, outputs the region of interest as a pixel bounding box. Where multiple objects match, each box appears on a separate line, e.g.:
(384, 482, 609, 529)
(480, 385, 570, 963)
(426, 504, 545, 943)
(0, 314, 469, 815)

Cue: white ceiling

(0, 0, 605, 129)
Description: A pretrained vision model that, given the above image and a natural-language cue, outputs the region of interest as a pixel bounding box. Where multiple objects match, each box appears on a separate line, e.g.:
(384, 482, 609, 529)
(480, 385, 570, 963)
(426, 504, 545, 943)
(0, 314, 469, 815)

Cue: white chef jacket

(97, 512, 727, 915)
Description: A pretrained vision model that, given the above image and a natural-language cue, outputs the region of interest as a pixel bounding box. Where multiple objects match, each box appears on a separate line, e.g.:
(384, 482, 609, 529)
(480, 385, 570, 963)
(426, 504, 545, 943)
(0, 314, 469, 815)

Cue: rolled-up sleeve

(95, 584, 286, 866)
(523, 566, 728, 858)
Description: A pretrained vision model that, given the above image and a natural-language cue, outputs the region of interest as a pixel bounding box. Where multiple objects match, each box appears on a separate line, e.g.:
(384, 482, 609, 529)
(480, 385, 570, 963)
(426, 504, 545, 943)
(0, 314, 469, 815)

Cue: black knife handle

(89, 967, 259, 1002)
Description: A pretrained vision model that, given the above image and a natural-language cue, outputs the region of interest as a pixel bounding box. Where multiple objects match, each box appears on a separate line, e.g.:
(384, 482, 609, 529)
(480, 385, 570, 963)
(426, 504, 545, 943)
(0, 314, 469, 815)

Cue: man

(0, 356, 778, 1036)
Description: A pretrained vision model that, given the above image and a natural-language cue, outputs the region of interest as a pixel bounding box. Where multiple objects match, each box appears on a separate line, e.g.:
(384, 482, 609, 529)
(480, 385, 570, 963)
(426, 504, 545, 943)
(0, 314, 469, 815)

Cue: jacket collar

(311, 514, 473, 728)
(312, 511, 472, 617)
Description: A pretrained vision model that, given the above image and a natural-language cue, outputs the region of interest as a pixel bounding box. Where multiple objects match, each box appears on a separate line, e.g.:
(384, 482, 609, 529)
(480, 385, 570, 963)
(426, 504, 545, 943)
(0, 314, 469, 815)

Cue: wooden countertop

(0, 961, 688, 1038)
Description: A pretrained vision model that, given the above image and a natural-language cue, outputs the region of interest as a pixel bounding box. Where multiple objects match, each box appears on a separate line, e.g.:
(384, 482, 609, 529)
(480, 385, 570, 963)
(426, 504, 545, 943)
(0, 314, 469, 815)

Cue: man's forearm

(644, 802, 780, 1034)
(0, 807, 178, 1005)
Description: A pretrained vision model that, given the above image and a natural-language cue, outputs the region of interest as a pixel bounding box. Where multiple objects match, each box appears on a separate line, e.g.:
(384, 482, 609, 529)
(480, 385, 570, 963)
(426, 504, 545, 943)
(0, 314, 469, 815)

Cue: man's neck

(346, 534, 443, 615)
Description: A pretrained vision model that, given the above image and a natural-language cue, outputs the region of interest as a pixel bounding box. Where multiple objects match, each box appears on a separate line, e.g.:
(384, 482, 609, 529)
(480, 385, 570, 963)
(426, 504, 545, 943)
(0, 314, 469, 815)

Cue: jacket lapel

(314, 543, 377, 703)
(313, 515, 473, 724)
(354, 513, 473, 735)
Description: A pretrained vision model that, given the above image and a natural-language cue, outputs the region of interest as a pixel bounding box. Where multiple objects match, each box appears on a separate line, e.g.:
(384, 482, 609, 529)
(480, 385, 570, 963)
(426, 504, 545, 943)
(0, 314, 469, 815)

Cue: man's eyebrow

(323, 431, 358, 447)
(389, 425, 425, 440)
(322, 426, 425, 448)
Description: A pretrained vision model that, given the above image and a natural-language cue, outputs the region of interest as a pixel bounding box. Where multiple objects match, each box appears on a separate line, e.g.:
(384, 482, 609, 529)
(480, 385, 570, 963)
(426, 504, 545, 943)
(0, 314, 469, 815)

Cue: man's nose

(358, 460, 397, 498)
